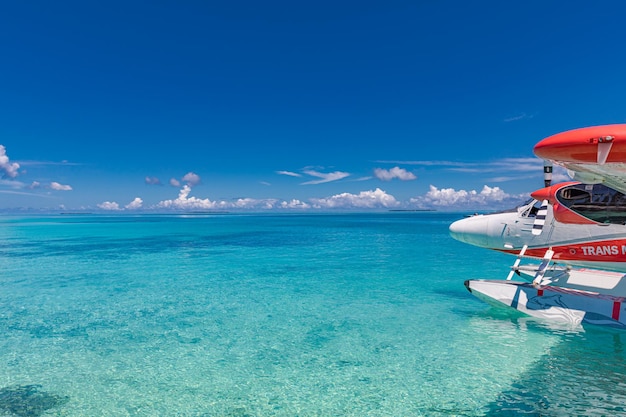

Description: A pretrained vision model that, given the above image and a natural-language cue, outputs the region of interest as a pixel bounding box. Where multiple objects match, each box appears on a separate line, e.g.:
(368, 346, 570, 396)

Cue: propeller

(543, 160, 552, 187)
(532, 160, 552, 236)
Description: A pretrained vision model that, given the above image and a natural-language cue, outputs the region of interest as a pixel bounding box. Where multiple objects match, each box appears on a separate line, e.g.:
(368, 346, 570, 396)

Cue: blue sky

(1, 1, 625, 211)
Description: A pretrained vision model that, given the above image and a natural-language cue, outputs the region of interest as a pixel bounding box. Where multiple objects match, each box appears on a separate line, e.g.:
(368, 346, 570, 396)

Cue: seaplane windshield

(556, 183, 626, 224)
(518, 199, 542, 218)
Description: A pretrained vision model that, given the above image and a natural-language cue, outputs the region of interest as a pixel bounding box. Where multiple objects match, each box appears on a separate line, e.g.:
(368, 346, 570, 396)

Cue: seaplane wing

(534, 124, 626, 195)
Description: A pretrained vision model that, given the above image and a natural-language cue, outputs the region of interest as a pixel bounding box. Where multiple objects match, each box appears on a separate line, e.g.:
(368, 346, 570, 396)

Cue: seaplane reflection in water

(450, 124, 626, 329)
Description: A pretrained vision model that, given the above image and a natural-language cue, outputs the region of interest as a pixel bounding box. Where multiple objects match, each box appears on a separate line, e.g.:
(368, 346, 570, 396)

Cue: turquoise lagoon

(1, 213, 625, 416)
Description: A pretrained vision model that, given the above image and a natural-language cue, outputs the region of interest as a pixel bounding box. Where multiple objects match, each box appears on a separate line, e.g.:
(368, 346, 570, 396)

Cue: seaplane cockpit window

(556, 183, 626, 224)
(519, 199, 542, 218)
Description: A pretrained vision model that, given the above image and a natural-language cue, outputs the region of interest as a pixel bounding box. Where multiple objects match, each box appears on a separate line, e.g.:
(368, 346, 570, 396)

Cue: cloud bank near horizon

(96, 184, 526, 212)
(412, 185, 524, 208)
(0, 144, 535, 212)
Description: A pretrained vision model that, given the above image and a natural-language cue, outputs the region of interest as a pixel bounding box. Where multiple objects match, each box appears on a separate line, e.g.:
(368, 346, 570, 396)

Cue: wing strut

(506, 245, 528, 281)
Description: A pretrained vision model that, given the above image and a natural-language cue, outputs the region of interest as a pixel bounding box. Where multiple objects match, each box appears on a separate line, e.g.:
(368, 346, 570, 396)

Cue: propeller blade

(532, 200, 549, 235)
(543, 161, 553, 187)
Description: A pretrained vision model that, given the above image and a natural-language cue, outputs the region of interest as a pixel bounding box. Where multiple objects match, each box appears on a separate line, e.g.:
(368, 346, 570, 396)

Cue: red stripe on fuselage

(500, 239, 626, 262)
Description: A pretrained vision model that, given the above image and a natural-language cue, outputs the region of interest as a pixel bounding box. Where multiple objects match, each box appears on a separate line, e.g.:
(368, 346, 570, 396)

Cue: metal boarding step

(505, 245, 563, 286)
(506, 244, 528, 280)
(532, 248, 554, 286)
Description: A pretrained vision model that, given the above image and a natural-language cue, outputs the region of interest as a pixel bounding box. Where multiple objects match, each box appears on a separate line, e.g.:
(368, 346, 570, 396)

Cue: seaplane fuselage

(450, 196, 626, 272)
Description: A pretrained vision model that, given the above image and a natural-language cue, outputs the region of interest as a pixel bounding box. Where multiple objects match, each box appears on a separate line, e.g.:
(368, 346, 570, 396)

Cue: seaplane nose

(449, 215, 491, 248)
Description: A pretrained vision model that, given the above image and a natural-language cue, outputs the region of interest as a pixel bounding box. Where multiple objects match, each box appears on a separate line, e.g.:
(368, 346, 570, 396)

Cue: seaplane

(450, 124, 626, 329)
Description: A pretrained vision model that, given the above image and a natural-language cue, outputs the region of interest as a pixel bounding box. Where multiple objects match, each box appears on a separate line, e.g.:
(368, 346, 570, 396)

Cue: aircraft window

(556, 183, 626, 224)
(529, 200, 542, 217)
(520, 200, 542, 218)
(560, 188, 591, 201)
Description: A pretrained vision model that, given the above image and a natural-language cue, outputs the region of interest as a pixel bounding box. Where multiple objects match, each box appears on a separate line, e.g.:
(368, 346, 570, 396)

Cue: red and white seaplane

(450, 124, 626, 329)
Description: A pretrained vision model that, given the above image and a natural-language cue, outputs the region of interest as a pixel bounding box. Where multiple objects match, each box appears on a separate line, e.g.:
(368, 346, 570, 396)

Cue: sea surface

(1, 212, 625, 416)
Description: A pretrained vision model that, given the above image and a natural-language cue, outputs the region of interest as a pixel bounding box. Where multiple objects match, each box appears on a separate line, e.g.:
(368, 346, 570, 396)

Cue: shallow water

(1, 213, 624, 416)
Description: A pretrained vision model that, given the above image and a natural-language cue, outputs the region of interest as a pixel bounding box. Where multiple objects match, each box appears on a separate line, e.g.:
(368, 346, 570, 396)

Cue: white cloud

(145, 176, 161, 185)
(280, 199, 311, 209)
(0, 179, 25, 188)
(0, 189, 54, 197)
(276, 170, 302, 177)
(29, 181, 41, 189)
(378, 158, 546, 176)
(125, 197, 143, 209)
(149, 182, 529, 212)
(50, 181, 72, 191)
(98, 201, 121, 210)
(301, 170, 350, 185)
(157, 185, 225, 210)
(450, 158, 544, 174)
(374, 166, 417, 181)
(155, 187, 306, 211)
(154, 187, 402, 211)
(96, 198, 142, 210)
(375, 160, 469, 167)
(182, 172, 201, 186)
(310, 188, 399, 209)
(170, 178, 181, 187)
(0, 145, 20, 178)
(232, 197, 279, 210)
(411, 185, 524, 208)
